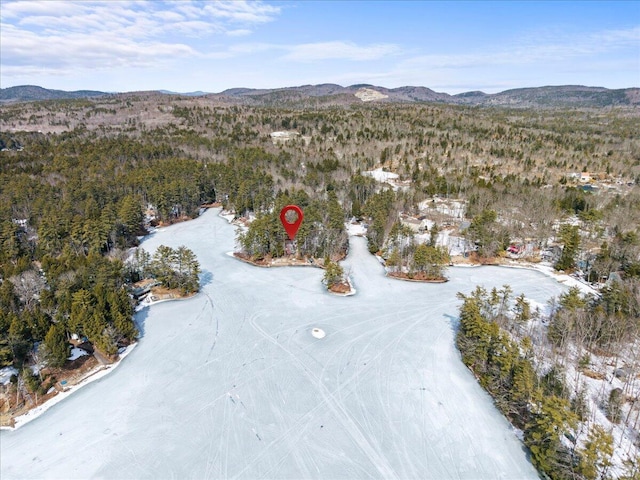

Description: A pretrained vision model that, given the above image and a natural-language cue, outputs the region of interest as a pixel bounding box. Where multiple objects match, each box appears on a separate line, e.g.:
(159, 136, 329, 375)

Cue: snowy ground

(68, 347, 89, 361)
(0, 367, 18, 386)
(2, 345, 136, 431)
(0, 208, 570, 479)
(364, 167, 398, 183)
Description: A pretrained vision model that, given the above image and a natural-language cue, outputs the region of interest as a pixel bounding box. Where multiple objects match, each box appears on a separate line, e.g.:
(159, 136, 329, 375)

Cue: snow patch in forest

(270, 131, 299, 144)
(504, 284, 637, 476)
(365, 167, 399, 183)
(0, 367, 18, 386)
(67, 347, 88, 361)
(419, 197, 467, 219)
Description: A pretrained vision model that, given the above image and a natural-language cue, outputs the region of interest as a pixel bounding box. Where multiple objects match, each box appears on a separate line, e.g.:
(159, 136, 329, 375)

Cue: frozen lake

(1, 209, 567, 479)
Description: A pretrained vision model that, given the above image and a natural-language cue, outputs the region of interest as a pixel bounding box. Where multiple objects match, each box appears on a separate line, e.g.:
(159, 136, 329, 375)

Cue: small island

(322, 257, 355, 295)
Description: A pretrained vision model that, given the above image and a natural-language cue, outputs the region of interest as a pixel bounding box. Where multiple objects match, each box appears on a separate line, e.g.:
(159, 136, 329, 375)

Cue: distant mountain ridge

(0, 85, 107, 102)
(157, 90, 209, 97)
(212, 84, 640, 108)
(2, 83, 638, 108)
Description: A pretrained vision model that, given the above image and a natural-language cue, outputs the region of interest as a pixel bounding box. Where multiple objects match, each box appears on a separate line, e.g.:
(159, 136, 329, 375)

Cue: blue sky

(1, 0, 638, 94)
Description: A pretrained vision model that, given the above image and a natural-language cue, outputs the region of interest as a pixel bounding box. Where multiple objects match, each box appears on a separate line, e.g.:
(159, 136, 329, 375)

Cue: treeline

(460, 180, 640, 279)
(3, 101, 639, 279)
(456, 285, 640, 479)
(0, 133, 222, 381)
(2, 124, 356, 377)
(0, 242, 200, 369)
(548, 283, 640, 368)
(383, 221, 450, 280)
(128, 245, 201, 295)
(238, 189, 347, 260)
(0, 253, 137, 369)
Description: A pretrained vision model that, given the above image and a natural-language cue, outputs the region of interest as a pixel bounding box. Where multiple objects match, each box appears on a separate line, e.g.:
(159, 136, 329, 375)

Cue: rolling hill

(1, 83, 638, 108)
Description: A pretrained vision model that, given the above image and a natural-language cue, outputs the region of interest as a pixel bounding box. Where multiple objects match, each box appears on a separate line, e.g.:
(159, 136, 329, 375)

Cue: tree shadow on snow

(444, 310, 536, 469)
(444, 313, 460, 332)
(134, 308, 150, 338)
(199, 269, 213, 288)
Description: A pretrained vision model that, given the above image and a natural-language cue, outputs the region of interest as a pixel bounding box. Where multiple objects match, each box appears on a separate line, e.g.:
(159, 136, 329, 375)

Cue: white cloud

(1, 21, 196, 72)
(0, 0, 281, 77)
(404, 26, 640, 70)
(324, 26, 640, 94)
(281, 41, 401, 62)
(226, 29, 253, 37)
(1, 0, 83, 18)
(202, 1, 281, 23)
(2, 1, 635, 92)
(193, 40, 401, 63)
(152, 10, 185, 22)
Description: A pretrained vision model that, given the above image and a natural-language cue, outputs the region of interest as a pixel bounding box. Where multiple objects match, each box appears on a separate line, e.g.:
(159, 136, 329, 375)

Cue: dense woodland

(457, 285, 640, 479)
(1, 93, 639, 474)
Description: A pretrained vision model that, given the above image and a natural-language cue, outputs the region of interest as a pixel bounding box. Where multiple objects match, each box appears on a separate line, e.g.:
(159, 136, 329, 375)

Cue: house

(130, 278, 160, 299)
(400, 216, 423, 233)
(542, 245, 563, 263)
(507, 244, 524, 256)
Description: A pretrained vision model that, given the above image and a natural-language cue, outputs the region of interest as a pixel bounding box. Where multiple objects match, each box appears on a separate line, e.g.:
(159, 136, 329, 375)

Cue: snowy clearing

(0, 208, 570, 479)
(67, 347, 88, 361)
(364, 167, 399, 183)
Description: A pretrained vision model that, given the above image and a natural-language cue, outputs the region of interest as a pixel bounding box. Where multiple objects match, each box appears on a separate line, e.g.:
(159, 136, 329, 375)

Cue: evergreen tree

(555, 224, 580, 271)
(69, 289, 95, 336)
(118, 194, 143, 237)
(149, 245, 200, 294)
(8, 313, 30, 363)
(578, 425, 613, 480)
(22, 367, 42, 394)
(456, 292, 499, 372)
(511, 358, 538, 409)
(0, 338, 12, 367)
(42, 323, 69, 368)
(326, 191, 344, 231)
(429, 223, 439, 246)
(514, 294, 531, 322)
(323, 259, 344, 289)
(525, 395, 578, 476)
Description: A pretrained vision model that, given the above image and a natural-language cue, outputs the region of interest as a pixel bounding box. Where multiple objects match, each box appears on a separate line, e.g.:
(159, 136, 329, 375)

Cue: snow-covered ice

(346, 221, 366, 236)
(0, 208, 569, 479)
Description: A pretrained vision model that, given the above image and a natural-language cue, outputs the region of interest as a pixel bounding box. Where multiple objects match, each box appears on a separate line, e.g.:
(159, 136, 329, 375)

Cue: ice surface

(0, 208, 569, 479)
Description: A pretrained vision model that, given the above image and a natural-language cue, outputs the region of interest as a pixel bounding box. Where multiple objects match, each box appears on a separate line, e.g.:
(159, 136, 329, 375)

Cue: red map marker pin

(279, 205, 304, 240)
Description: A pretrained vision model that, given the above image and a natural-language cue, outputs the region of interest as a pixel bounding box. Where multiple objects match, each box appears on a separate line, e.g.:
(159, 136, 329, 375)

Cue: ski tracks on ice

(231, 305, 440, 480)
